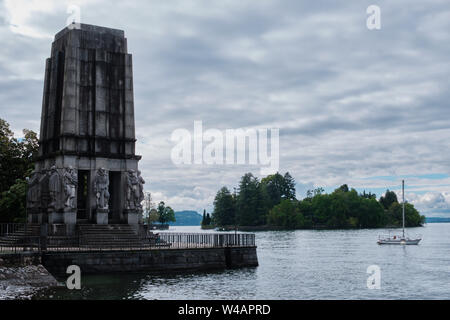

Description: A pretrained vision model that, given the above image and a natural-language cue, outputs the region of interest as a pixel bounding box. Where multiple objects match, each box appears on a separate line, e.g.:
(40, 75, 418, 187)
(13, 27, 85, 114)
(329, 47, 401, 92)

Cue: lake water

(28, 223, 450, 299)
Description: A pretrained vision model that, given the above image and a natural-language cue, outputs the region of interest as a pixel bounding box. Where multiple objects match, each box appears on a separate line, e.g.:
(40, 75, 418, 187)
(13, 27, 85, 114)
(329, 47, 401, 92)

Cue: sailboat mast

(402, 180, 405, 238)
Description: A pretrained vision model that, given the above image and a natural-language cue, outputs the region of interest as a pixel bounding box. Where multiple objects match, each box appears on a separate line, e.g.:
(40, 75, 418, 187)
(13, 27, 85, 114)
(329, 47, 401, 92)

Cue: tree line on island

(208, 172, 425, 230)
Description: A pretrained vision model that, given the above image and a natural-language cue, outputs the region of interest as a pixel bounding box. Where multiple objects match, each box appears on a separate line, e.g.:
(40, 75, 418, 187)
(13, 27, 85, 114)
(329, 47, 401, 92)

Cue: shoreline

(0, 254, 59, 300)
(215, 224, 425, 232)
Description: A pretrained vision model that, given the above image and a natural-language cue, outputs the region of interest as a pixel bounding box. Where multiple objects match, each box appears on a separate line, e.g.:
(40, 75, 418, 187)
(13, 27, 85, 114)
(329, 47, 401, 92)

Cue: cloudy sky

(1, 0, 449, 216)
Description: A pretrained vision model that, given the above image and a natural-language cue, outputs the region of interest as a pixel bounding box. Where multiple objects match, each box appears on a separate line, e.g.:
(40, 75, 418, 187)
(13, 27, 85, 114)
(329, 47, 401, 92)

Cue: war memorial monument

(0, 23, 258, 274)
(27, 23, 145, 234)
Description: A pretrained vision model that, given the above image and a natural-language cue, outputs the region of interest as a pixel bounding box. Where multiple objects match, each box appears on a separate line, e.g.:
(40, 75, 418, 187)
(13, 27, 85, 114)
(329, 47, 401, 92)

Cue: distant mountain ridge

(425, 217, 450, 223)
(169, 210, 203, 226)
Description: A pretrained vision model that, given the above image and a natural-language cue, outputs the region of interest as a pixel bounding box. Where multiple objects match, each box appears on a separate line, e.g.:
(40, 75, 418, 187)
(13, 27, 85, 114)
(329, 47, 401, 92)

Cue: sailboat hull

(377, 238, 421, 245)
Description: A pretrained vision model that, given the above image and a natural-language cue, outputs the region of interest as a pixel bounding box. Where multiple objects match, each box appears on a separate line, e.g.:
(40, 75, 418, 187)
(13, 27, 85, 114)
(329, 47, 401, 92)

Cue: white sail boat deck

(377, 234, 421, 245)
(377, 180, 422, 245)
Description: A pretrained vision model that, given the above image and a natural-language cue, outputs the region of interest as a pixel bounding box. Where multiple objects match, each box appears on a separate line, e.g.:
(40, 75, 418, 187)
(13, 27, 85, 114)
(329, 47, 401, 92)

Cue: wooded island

(207, 172, 425, 230)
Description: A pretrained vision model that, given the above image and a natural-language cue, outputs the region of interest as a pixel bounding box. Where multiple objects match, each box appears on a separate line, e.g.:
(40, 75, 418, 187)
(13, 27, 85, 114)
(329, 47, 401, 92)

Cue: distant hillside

(169, 210, 203, 226)
(425, 217, 450, 223)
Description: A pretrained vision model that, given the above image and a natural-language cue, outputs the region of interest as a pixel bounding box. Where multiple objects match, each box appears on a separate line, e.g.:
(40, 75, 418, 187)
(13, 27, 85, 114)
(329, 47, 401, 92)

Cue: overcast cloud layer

(1, 0, 449, 216)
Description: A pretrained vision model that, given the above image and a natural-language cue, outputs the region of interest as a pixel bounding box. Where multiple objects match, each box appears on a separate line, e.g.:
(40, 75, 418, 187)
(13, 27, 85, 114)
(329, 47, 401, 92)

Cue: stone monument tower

(27, 24, 144, 233)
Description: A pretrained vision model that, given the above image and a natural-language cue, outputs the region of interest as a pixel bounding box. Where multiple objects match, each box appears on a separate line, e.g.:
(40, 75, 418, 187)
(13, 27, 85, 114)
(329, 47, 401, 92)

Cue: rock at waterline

(0, 264, 58, 299)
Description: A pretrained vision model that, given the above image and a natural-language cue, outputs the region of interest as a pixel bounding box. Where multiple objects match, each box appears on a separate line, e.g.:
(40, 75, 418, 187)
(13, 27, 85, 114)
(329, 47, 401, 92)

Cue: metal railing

(0, 236, 41, 254)
(0, 223, 30, 236)
(156, 232, 256, 249)
(0, 227, 256, 253)
(45, 233, 256, 252)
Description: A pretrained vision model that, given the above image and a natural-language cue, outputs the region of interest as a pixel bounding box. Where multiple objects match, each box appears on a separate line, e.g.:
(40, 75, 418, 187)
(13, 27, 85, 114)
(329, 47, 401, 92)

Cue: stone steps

(0, 224, 41, 246)
(0, 224, 156, 249)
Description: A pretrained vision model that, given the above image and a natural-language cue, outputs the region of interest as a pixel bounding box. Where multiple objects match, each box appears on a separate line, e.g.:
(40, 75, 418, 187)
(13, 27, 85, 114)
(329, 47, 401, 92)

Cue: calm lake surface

(31, 223, 450, 300)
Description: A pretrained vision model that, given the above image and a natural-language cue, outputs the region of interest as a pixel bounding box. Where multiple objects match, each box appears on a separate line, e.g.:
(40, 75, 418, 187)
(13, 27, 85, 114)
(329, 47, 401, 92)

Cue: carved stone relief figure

(137, 170, 145, 209)
(48, 166, 61, 211)
(94, 168, 109, 210)
(126, 169, 139, 210)
(38, 169, 49, 210)
(63, 166, 78, 209)
(27, 171, 41, 210)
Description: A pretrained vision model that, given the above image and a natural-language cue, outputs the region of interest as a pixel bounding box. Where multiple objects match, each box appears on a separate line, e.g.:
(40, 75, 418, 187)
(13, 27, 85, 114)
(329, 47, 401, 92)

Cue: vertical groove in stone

(53, 50, 65, 152)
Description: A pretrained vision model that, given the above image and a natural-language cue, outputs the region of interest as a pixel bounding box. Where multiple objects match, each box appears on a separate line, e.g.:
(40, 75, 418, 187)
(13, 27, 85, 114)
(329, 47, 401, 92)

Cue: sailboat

(377, 180, 422, 245)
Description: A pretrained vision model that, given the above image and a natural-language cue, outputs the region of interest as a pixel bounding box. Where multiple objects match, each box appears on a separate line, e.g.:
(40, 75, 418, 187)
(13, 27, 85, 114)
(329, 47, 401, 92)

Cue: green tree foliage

(283, 172, 296, 200)
(261, 172, 296, 208)
(1, 119, 38, 193)
(212, 187, 236, 227)
(306, 187, 324, 198)
(157, 201, 175, 224)
(269, 186, 422, 229)
(201, 209, 207, 225)
(201, 209, 212, 226)
(0, 118, 39, 222)
(379, 190, 398, 210)
(387, 202, 425, 227)
(236, 173, 267, 226)
(148, 208, 159, 224)
(205, 213, 211, 225)
(268, 199, 304, 229)
(0, 179, 28, 222)
(211, 170, 424, 229)
(335, 184, 349, 193)
(360, 190, 376, 199)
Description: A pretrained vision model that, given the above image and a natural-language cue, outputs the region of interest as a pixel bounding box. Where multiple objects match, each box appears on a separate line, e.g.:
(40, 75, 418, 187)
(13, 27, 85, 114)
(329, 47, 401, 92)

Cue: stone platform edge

(42, 246, 258, 276)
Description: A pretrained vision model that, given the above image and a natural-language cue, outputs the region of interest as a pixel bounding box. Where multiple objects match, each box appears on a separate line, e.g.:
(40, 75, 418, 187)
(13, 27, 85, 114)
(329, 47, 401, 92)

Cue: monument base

(28, 212, 44, 224)
(124, 210, 141, 226)
(95, 209, 109, 225)
(63, 210, 77, 235)
(47, 210, 76, 235)
(48, 211, 63, 224)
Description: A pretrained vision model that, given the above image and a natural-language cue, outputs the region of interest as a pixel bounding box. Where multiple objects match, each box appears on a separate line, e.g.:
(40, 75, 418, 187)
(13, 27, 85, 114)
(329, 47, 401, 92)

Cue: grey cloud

(1, 0, 449, 215)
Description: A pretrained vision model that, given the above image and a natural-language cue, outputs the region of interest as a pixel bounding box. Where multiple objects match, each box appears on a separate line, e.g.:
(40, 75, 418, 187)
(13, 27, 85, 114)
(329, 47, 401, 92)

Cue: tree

(205, 213, 211, 225)
(387, 202, 425, 227)
(157, 201, 176, 224)
(360, 190, 376, 199)
(261, 172, 284, 208)
(283, 172, 296, 200)
(143, 192, 155, 223)
(306, 187, 325, 198)
(1, 119, 38, 194)
(0, 118, 39, 222)
(298, 185, 395, 229)
(335, 184, 349, 193)
(148, 208, 159, 224)
(380, 190, 398, 209)
(212, 187, 235, 227)
(260, 171, 296, 208)
(0, 179, 28, 223)
(201, 209, 213, 226)
(201, 209, 207, 225)
(236, 173, 267, 226)
(267, 199, 304, 228)
(358, 197, 386, 228)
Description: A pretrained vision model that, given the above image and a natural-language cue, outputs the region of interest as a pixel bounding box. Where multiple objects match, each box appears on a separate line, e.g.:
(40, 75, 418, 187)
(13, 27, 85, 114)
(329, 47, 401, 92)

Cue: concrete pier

(42, 246, 258, 276)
